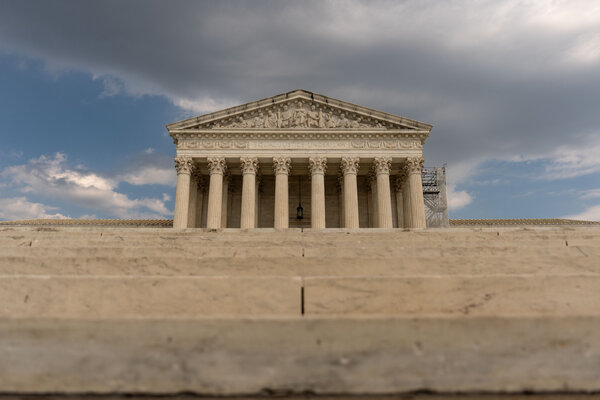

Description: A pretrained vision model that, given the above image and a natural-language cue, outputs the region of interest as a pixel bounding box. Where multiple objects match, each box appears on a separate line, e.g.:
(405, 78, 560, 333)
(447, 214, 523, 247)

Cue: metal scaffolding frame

(422, 166, 449, 228)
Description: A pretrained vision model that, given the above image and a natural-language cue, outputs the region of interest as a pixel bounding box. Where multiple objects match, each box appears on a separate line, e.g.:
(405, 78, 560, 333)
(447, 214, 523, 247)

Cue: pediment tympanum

(167, 90, 433, 132)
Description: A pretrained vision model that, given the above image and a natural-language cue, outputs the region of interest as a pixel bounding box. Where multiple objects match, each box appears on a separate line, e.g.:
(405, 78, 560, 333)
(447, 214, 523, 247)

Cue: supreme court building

(167, 90, 433, 230)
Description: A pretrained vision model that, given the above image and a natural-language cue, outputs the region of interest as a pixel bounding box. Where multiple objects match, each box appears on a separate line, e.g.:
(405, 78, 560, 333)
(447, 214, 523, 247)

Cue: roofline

(166, 89, 433, 132)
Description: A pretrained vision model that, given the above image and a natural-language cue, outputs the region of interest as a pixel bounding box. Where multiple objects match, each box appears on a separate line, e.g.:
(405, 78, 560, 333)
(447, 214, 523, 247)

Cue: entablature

(170, 129, 430, 145)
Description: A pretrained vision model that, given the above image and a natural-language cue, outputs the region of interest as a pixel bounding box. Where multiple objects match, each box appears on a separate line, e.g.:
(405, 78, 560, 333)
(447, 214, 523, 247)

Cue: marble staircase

(1, 226, 600, 395)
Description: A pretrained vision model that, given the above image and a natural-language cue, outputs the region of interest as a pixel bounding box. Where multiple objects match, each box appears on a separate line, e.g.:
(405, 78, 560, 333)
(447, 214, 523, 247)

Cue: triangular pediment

(167, 90, 433, 132)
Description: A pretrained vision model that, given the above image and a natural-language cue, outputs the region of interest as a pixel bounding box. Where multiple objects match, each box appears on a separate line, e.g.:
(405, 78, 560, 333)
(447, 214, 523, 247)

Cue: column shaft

(255, 176, 261, 227)
(240, 158, 259, 229)
(341, 157, 360, 229)
(374, 157, 393, 229)
(221, 174, 230, 228)
(309, 157, 327, 229)
(194, 178, 204, 228)
(187, 175, 198, 228)
(402, 175, 412, 228)
(206, 158, 226, 229)
(273, 157, 291, 229)
(173, 157, 194, 229)
(405, 157, 426, 229)
(368, 174, 378, 227)
(337, 175, 345, 228)
(394, 175, 404, 228)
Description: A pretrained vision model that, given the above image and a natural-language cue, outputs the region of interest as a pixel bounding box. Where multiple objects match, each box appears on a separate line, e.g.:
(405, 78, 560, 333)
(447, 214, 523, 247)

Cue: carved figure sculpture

(293, 107, 308, 127)
(264, 111, 278, 128)
(279, 105, 293, 128)
(339, 113, 350, 128)
(307, 105, 320, 128)
(252, 112, 265, 128)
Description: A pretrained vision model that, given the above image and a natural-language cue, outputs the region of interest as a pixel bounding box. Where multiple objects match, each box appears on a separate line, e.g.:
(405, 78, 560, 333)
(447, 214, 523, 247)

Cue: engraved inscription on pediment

(198, 99, 403, 130)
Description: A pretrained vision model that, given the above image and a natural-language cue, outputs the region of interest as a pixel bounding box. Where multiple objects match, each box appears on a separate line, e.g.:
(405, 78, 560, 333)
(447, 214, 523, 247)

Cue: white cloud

(97, 75, 123, 98)
(117, 166, 175, 186)
(542, 142, 600, 179)
(564, 204, 600, 221)
(115, 152, 176, 187)
(173, 96, 238, 115)
(580, 189, 600, 200)
(566, 33, 600, 66)
(0, 197, 67, 220)
(447, 184, 473, 211)
(506, 139, 600, 180)
(1, 153, 172, 218)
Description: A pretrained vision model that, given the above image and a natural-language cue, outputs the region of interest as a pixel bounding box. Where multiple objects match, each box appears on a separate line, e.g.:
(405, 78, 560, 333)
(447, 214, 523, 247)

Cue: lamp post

(296, 176, 304, 220)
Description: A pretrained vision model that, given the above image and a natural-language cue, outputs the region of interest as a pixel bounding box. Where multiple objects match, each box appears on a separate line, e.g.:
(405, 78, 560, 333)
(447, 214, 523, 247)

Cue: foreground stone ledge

(1, 316, 600, 395)
(1, 396, 600, 400)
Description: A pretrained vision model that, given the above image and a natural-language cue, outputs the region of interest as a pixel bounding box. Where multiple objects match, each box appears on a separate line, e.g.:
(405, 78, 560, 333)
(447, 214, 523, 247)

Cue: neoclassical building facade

(167, 90, 432, 229)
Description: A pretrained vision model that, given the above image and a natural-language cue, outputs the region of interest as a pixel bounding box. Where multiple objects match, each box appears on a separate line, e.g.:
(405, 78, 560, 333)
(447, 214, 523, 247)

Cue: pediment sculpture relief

(200, 100, 402, 129)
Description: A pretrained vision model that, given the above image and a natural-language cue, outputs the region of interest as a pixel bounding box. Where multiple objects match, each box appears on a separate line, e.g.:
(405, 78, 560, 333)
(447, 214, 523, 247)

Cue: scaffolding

(422, 166, 449, 228)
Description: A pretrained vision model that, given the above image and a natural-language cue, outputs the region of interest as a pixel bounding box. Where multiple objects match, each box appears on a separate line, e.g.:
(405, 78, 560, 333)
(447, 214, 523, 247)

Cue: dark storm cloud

(1, 0, 600, 181)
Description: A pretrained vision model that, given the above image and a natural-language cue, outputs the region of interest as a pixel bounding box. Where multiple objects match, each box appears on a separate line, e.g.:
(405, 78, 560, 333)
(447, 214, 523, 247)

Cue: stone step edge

(2, 315, 600, 394)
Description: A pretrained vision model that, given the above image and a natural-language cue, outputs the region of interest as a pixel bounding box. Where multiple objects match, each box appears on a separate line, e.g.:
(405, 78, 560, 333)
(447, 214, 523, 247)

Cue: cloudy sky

(1, 0, 599, 221)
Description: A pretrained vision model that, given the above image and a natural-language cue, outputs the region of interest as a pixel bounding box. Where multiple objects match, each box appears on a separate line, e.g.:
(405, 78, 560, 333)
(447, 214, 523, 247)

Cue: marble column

(374, 157, 393, 229)
(402, 171, 412, 228)
(221, 172, 231, 228)
(368, 170, 378, 228)
(341, 157, 360, 229)
(173, 156, 194, 229)
(394, 173, 405, 229)
(206, 158, 226, 229)
(187, 170, 200, 228)
(337, 173, 344, 228)
(240, 157, 259, 229)
(405, 156, 426, 229)
(255, 174, 261, 227)
(273, 157, 291, 229)
(194, 175, 205, 228)
(309, 157, 327, 229)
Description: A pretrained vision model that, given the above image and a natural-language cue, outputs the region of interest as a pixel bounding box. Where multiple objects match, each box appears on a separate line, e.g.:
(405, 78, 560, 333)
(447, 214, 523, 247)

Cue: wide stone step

(304, 275, 600, 316)
(2, 244, 596, 259)
(2, 274, 599, 319)
(2, 227, 599, 245)
(2, 316, 599, 394)
(0, 276, 302, 318)
(0, 246, 304, 258)
(2, 254, 599, 276)
(3, 235, 597, 248)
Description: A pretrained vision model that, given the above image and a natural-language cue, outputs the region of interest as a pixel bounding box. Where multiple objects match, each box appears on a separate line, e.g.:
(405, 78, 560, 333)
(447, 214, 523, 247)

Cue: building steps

(0, 226, 599, 395)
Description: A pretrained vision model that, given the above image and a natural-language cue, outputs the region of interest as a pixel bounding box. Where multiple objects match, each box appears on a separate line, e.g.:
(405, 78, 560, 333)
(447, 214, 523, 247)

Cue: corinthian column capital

(207, 157, 227, 175)
(273, 157, 291, 175)
(373, 157, 392, 175)
(308, 157, 327, 175)
(174, 156, 194, 175)
(340, 157, 360, 175)
(404, 157, 425, 175)
(240, 157, 259, 175)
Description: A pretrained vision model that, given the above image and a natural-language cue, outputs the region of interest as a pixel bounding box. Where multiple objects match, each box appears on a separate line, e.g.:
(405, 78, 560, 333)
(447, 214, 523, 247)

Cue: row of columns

(173, 156, 426, 230)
